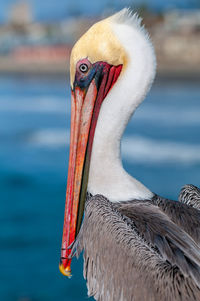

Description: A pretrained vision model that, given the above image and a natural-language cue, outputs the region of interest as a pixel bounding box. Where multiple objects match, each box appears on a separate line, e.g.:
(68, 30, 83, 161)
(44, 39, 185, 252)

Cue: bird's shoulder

(151, 191, 200, 243)
(114, 197, 200, 288)
(179, 184, 200, 209)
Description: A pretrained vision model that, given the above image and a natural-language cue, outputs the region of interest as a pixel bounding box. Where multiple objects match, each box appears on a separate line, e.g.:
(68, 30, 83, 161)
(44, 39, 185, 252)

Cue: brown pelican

(59, 8, 200, 301)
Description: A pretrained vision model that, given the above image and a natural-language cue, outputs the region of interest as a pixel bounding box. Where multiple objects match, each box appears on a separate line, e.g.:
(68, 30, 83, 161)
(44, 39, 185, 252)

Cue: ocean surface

(0, 74, 200, 301)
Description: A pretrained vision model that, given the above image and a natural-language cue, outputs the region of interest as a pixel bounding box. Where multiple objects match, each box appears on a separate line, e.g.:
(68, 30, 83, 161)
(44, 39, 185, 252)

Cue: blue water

(0, 74, 200, 301)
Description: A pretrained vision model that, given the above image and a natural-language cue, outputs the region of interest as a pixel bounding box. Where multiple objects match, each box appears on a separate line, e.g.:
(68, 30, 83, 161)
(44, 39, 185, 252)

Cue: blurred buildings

(0, 1, 199, 75)
(153, 9, 200, 74)
(9, 0, 32, 25)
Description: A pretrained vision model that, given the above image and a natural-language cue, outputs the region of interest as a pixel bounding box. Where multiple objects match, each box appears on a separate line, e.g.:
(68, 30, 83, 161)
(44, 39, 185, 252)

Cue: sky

(0, 0, 199, 22)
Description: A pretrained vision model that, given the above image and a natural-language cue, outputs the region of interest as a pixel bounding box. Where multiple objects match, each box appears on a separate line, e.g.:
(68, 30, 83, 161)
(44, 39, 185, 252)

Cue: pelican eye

(79, 63, 88, 73)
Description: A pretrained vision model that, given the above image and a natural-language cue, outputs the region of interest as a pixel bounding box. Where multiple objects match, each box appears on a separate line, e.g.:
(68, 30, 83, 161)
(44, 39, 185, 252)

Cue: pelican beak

(59, 61, 122, 277)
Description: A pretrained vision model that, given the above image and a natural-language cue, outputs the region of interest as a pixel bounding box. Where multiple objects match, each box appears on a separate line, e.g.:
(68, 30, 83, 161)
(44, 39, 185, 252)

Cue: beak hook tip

(59, 260, 72, 278)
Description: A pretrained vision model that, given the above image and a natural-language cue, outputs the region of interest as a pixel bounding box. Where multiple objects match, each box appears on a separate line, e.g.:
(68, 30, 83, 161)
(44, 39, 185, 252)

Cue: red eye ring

(79, 63, 89, 73)
(76, 58, 92, 74)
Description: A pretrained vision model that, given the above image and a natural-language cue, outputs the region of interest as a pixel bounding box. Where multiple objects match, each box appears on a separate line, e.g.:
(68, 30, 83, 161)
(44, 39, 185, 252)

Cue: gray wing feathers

(152, 194, 200, 244)
(117, 202, 200, 288)
(179, 184, 200, 209)
(72, 195, 200, 301)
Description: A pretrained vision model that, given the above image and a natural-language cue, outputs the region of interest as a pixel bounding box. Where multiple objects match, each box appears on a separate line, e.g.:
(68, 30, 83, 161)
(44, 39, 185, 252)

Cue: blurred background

(0, 0, 200, 300)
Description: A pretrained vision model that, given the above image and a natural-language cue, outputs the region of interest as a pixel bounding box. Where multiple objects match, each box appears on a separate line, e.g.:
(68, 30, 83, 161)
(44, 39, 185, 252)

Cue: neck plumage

(88, 20, 156, 202)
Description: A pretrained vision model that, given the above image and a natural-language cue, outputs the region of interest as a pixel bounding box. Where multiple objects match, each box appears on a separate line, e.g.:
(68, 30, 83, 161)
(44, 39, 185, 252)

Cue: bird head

(59, 8, 156, 277)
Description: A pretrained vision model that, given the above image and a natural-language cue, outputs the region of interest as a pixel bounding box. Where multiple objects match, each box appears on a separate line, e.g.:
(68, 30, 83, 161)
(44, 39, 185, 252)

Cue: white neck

(88, 17, 156, 202)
